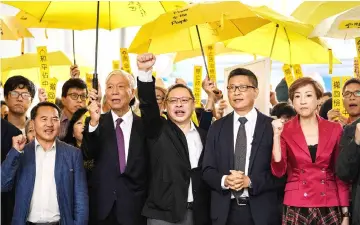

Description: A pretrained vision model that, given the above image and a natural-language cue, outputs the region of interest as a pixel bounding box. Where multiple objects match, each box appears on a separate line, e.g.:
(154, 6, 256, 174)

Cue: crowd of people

(1, 53, 360, 225)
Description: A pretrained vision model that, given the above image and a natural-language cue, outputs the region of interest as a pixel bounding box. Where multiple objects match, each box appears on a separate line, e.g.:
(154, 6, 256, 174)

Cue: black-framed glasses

(343, 90, 360, 98)
(67, 93, 87, 101)
(227, 85, 256, 93)
(8, 91, 32, 100)
(166, 97, 194, 105)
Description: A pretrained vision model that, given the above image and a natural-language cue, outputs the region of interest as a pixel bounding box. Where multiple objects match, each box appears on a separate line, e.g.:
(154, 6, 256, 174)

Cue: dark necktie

(116, 118, 126, 173)
(233, 117, 248, 198)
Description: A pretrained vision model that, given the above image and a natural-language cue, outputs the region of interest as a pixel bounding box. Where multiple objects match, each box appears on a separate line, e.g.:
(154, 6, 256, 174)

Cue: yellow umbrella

(0, 16, 33, 40)
(1, 51, 93, 84)
(292, 1, 360, 26)
(225, 6, 341, 64)
(128, 1, 269, 54)
(173, 42, 244, 63)
(6, 1, 187, 30)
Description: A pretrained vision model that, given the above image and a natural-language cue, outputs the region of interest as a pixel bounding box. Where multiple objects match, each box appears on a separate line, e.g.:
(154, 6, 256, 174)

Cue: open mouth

(44, 129, 54, 134)
(175, 110, 185, 117)
(112, 99, 121, 103)
(349, 104, 358, 108)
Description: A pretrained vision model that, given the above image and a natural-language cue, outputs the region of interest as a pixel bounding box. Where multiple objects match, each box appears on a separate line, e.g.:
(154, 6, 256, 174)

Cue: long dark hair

(62, 107, 88, 147)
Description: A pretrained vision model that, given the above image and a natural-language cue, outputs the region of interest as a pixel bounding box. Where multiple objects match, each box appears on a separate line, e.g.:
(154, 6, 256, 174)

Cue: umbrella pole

(93, 1, 100, 91)
(269, 24, 279, 58)
(72, 30, 76, 65)
(195, 25, 210, 77)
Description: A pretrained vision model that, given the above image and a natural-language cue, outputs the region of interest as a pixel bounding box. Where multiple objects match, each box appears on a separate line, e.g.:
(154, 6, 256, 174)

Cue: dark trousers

(97, 203, 120, 225)
(226, 200, 254, 225)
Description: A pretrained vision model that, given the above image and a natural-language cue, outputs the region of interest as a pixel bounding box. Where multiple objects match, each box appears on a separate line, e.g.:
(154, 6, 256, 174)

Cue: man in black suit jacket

(136, 53, 214, 225)
(1, 118, 22, 225)
(83, 70, 148, 225)
(202, 68, 283, 225)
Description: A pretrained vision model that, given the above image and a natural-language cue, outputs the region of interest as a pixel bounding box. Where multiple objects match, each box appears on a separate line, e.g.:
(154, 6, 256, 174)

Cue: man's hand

(70, 64, 80, 78)
(137, 53, 156, 72)
(89, 82, 102, 103)
(38, 88, 48, 102)
(202, 77, 216, 100)
(230, 170, 250, 190)
(327, 109, 341, 122)
(88, 100, 101, 127)
(224, 173, 242, 190)
(270, 91, 278, 106)
(12, 134, 26, 152)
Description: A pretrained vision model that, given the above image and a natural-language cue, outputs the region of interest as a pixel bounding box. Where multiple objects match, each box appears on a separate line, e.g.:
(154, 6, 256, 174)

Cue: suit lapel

(248, 111, 266, 173)
(105, 112, 121, 175)
(222, 113, 234, 170)
(27, 141, 36, 198)
(54, 140, 63, 192)
(316, 117, 332, 161)
(167, 120, 190, 166)
(195, 126, 206, 167)
(291, 117, 311, 157)
(126, 114, 141, 173)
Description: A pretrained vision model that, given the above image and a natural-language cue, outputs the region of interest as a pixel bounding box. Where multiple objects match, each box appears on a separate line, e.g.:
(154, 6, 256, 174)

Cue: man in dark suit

(1, 119, 22, 225)
(136, 53, 215, 225)
(83, 70, 148, 225)
(1, 102, 88, 225)
(202, 68, 283, 225)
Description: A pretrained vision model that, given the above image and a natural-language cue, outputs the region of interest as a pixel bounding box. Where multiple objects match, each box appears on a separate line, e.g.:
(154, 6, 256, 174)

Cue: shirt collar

(35, 138, 56, 151)
(189, 121, 197, 132)
(233, 107, 257, 124)
(111, 108, 133, 125)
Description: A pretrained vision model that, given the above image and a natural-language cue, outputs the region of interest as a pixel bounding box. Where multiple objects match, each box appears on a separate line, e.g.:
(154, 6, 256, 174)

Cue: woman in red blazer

(271, 77, 350, 225)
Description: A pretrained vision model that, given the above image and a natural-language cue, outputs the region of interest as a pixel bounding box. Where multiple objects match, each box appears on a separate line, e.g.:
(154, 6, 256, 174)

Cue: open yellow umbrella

(0, 16, 33, 40)
(292, 1, 360, 26)
(129, 1, 269, 55)
(225, 6, 341, 64)
(1, 51, 92, 84)
(173, 42, 245, 63)
(6, 1, 187, 30)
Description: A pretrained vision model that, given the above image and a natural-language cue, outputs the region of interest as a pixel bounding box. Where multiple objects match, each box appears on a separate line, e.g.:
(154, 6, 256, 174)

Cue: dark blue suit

(1, 140, 88, 225)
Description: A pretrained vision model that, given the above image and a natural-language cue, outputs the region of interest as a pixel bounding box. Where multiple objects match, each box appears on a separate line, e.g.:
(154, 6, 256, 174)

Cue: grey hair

(105, 70, 136, 89)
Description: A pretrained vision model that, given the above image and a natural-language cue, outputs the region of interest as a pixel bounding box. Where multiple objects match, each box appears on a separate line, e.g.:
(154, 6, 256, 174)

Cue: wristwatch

(342, 212, 350, 218)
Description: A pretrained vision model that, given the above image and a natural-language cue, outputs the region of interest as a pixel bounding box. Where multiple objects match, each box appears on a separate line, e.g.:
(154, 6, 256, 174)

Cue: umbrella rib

(230, 19, 245, 36)
(283, 27, 292, 65)
(40, 2, 52, 22)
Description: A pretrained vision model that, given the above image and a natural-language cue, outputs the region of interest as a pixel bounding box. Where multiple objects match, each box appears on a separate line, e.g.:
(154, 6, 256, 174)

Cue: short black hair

(342, 78, 360, 93)
(1, 100, 6, 106)
(323, 92, 332, 98)
(319, 97, 332, 120)
(165, 83, 195, 100)
(62, 107, 88, 146)
(61, 78, 87, 97)
(228, 68, 258, 88)
(4, 76, 36, 98)
(271, 102, 296, 119)
(30, 102, 61, 120)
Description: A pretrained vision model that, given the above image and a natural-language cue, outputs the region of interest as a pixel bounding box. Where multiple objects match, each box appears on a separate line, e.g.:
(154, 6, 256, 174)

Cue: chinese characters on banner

(206, 45, 216, 82)
(356, 37, 360, 58)
(354, 57, 360, 78)
(338, 20, 360, 29)
(292, 64, 303, 80)
(332, 76, 352, 118)
(282, 64, 294, 87)
(46, 78, 58, 104)
(37, 46, 51, 90)
(112, 60, 120, 70)
(120, 48, 132, 74)
(193, 65, 202, 108)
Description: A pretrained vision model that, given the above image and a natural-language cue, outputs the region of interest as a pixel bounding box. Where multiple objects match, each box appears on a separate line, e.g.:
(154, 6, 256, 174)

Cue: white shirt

(89, 109, 133, 162)
(27, 139, 60, 223)
(221, 107, 257, 198)
(186, 122, 203, 202)
(137, 70, 203, 203)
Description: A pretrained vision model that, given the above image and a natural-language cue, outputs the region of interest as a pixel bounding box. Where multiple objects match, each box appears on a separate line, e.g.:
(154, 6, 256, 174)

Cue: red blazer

(271, 115, 349, 207)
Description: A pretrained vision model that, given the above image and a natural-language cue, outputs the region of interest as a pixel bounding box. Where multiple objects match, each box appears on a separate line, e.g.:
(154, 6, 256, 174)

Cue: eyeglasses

(343, 90, 360, 98)
(166, 97, 193, 105)
(156, 95, 165, 103)
(8, 91, 32, 100)
(227, 85, 256, 93)
(67, 93, 87, 101)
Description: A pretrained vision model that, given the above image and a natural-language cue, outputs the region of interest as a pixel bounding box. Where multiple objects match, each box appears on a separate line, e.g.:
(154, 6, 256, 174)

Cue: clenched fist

(38, 88, 48, 102)
(272, 119, 284, 136)
(137, 53, 156, 72)
(12, 134, 27, 152)
(88, 100, 101, 127)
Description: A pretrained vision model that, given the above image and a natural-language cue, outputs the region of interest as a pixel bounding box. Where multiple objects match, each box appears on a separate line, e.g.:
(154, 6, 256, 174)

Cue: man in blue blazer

(1, 102, 88, 225)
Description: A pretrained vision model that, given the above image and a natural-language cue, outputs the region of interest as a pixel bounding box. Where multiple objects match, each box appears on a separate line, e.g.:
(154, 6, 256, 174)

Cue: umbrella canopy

(0, 16, 33, 40)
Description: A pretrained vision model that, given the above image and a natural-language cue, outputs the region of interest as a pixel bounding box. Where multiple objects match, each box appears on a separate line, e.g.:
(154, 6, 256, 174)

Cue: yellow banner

(282, 64, 294, 87)
(120, 48, 131, 74)
(191, 111, 199, 127)
(37, 46, 50, 90)
(112, 60, 120, 70)
(332, 77, 342, 112)
(354, 57, 360, 78)
(206, 45, 216, 82)
(85, 73, 92, 90)
(341, 76, 353, 117)
(152, 71, 157, 78)
(46, 77, 58, 104)
(292, 64, 303, 80)
(356, 37, 360, 58)
(329, 49, 333, 74)
(339, 20, 360, 30)
(193, 66, 202, 108)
